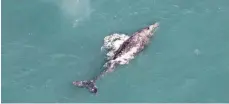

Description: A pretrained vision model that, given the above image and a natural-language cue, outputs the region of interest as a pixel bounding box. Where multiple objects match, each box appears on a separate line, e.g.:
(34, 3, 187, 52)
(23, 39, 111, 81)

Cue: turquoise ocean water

(1, 0, 229, 103)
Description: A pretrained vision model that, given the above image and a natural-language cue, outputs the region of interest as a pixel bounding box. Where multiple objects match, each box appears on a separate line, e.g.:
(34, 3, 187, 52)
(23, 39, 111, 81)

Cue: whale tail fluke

(73, 80, 98, 94)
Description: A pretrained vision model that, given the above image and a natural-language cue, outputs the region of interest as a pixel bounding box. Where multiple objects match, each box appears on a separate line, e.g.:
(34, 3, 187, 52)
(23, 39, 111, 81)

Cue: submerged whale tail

(73, 80, 98, 94)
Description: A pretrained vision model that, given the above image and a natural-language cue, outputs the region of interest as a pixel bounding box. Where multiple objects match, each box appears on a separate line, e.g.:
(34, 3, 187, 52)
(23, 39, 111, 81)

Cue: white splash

(101, 33, 141, 65)
(101, 33, 129, 60)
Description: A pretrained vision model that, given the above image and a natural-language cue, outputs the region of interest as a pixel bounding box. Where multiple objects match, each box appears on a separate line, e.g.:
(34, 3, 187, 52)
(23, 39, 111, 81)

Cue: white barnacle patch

(115, 46, 139, 65)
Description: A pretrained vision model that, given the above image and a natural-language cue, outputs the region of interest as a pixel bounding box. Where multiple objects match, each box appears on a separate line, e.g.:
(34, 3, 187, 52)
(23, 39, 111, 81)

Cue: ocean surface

(1, 0, 229, 103)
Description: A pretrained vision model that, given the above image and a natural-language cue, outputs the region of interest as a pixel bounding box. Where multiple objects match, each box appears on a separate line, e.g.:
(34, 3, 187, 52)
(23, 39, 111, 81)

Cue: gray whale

(73, 22, 159, 94)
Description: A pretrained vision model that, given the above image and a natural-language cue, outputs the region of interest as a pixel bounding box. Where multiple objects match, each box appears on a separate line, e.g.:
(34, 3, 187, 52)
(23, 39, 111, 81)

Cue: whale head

(140, 22, 159, 37)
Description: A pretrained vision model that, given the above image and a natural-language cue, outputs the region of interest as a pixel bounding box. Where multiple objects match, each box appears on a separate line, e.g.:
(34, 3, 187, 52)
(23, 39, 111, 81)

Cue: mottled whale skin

(73, 22, 159, 94)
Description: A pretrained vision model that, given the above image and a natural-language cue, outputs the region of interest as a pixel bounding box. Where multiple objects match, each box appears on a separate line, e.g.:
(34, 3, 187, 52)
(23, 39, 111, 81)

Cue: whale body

(73, 22, 159, 94)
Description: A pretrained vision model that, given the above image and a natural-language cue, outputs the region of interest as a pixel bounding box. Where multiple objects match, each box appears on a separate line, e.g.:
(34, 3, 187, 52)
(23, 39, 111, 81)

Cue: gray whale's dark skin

(73, 22, 159, 94)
